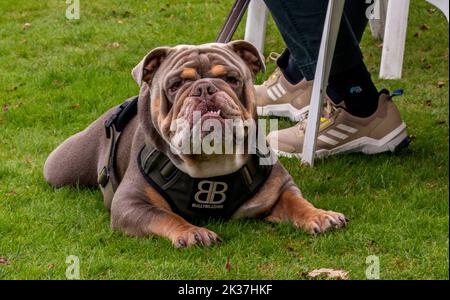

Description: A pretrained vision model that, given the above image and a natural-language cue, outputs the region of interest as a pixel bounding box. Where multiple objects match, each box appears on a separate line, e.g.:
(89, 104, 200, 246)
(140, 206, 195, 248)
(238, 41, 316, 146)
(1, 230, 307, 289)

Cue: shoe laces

(267, 52, 281, 62)
(263, 68, 282, 87)
(296, 98, 338, 132)
(263, 52, 282, 87)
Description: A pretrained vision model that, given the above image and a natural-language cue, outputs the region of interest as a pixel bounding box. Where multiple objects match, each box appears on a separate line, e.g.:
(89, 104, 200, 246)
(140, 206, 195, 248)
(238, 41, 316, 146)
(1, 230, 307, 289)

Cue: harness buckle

(98, 166, 110, 187)
(104, 98, 138, 139)
(104, 114, 116, 139)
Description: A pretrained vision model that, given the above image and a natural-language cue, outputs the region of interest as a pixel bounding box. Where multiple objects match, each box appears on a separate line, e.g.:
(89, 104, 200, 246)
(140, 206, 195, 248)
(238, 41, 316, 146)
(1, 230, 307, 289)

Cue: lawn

(0, 0, 448, 280)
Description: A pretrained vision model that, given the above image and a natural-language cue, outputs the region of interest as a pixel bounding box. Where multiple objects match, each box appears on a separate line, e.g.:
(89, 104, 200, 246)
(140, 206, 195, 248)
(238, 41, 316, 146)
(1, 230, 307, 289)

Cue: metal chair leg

(216, 0, 251, 43)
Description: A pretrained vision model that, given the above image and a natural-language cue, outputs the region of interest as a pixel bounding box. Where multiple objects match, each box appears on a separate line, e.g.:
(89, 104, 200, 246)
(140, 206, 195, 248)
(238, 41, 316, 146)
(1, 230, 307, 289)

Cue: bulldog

(44, 41, 347, 248)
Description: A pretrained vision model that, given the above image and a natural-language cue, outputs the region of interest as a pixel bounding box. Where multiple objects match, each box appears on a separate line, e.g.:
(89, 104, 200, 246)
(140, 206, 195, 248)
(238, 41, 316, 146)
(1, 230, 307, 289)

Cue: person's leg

(327, 0, 379, 117)
(343, 0, 370, 42)
(263, 0, 379, 117)
(264, 0, 337, 82)
(260, 0, 409, 158)
(275, 48, 304, 85)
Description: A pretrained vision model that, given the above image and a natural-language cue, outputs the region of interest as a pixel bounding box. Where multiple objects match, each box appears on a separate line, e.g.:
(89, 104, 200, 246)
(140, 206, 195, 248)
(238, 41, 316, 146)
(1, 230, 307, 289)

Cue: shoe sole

(257, 103, 309, 121)
(275, 123, 409, 159)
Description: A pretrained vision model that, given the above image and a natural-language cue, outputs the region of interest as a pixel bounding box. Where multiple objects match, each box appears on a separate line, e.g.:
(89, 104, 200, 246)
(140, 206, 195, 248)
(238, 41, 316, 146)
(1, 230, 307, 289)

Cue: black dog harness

(138, 145, 271, 221)
(98, 97, 272, 221)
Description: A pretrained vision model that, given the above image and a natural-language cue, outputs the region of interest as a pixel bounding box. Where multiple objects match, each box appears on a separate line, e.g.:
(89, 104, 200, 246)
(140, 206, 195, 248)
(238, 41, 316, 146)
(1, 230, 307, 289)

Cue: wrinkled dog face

(133, 41, 265, 177)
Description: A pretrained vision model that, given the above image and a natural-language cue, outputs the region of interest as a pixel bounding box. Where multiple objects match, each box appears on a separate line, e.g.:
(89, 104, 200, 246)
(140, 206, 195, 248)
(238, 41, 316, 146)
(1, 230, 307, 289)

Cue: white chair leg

(426, 0, 449, 22)
(368, 0, 389, 40)
(302, 0, 345, 167)
(379, 0, 410, 79)
(244, 0, 268, 54)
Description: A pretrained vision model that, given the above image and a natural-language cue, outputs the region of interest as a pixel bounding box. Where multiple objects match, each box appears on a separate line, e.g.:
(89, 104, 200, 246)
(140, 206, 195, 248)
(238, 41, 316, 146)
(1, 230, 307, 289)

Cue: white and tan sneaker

(266, 91, 410, 158)
(255, 68, 313, 121)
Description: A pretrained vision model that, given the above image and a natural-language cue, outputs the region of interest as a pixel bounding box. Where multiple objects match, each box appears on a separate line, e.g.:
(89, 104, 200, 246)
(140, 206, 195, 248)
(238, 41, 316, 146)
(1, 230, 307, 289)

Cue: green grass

(0, 0, 448, 280)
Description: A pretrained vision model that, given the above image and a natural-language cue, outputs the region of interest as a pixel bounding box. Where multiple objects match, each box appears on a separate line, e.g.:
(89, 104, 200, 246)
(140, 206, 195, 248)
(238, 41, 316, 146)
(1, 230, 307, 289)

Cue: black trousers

(263, 0, 373, 81)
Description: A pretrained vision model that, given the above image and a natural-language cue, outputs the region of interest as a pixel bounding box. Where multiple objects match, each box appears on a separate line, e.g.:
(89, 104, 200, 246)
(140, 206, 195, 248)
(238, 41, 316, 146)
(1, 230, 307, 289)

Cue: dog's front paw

(172, 226, 221, 248)
(294, 209, 348, 235)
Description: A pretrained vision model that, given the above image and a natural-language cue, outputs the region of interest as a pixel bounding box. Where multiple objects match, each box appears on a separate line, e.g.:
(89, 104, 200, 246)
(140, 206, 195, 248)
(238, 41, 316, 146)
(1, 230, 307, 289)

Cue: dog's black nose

(191, 81, 217, 98)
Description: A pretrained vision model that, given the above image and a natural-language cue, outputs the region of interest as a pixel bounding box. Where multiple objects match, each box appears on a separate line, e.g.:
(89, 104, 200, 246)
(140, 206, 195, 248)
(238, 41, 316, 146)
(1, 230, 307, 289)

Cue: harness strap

(98, 96, 139, 210)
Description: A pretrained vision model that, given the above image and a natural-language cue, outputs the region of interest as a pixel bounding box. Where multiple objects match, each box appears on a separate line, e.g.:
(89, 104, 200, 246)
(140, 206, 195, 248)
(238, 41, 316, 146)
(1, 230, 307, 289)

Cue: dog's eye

(169, 80, 182, 93)
(225, 76, 239, 86)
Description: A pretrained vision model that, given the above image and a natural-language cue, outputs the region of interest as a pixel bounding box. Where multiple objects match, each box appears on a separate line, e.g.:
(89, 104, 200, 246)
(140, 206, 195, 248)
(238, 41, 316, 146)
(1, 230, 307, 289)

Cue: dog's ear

(227, 40, 266, 76)
(132, 47, 171, 86)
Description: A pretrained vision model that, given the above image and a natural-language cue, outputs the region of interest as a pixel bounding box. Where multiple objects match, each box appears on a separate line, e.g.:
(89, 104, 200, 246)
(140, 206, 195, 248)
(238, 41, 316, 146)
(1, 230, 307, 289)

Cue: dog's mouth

(202, 109, 222, 119)
(168, 103, 247, 155)
(194, 102, 244, 132)
(166, 87, 250, 158)
(199, 108, 227, 126)
(189, 99, 240, 127)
